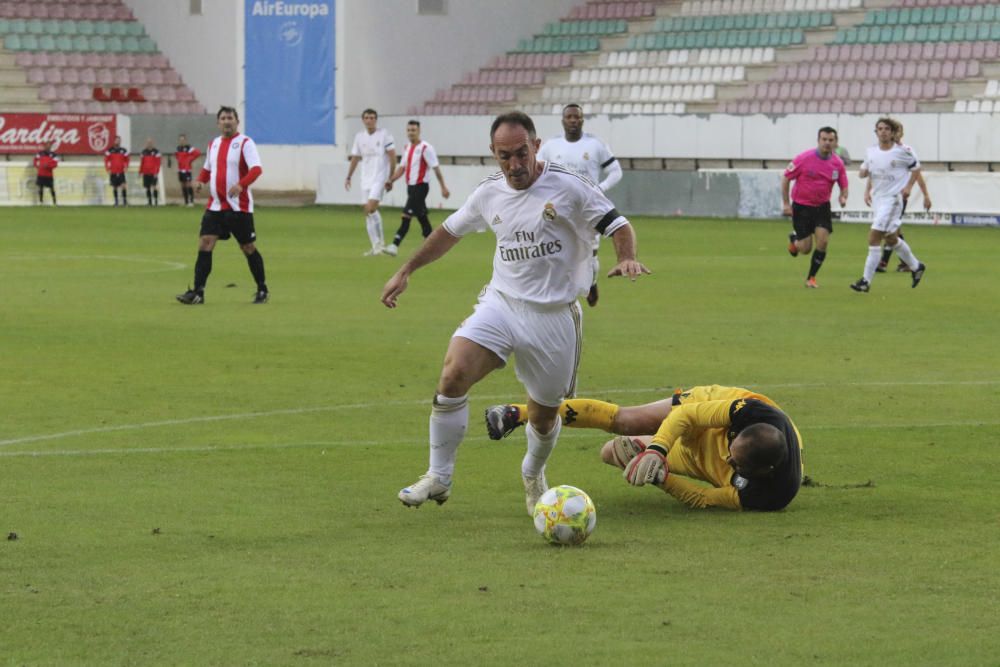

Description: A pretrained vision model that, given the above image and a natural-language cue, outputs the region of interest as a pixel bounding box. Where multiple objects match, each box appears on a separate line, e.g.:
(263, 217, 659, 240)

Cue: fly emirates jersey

(350, 128, 395, 188)
(201, 133, 262, 213)
(537, 134, 615, 188)
(442, 162, 628, 305)
(862, 143, 920, 199)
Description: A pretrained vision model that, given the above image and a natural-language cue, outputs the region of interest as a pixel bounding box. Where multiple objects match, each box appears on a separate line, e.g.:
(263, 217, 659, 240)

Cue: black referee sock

(245, 250, 266, 291)
(194, 250, 212, 291)
(417, 215, 433, 237)
(808, 249, 826, 278)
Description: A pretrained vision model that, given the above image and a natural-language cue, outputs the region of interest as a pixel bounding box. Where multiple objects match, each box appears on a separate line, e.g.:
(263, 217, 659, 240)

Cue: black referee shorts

(792, 202, 833, 240)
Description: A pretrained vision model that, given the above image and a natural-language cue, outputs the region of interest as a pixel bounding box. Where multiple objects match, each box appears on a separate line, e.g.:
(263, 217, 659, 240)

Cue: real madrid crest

(542, 202, 557, 222)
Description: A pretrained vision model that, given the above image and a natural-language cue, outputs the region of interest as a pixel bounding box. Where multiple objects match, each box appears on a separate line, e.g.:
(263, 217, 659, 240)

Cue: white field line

(1, 379, 998, 451)
(3, 254, 186, 273)
(1, 418, 999, 459)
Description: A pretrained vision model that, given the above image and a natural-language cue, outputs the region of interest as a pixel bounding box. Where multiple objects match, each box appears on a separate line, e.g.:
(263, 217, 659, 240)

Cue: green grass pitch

(1, 205, 998, 665)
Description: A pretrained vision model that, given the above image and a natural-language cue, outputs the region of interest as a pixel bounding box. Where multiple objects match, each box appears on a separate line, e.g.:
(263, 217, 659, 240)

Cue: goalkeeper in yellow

(485, 385, 803, 511)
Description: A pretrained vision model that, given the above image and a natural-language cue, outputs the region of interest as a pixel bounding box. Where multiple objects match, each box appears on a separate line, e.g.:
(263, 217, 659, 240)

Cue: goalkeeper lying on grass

(486, 385, 803, 511)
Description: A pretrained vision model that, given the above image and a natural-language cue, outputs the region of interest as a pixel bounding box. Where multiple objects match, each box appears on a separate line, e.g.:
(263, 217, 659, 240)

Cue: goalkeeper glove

(623, 444, 668, 486)
(608, 435, 646, 469)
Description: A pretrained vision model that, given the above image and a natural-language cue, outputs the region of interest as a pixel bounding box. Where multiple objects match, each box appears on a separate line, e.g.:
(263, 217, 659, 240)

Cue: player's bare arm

(901, 170, 919, 200)
(863, 178, 872, 207)
(780, 175, 793, 216)
(606, 224, 651, 280)
(838, 184, 849, 208)
(915, 170, 932, 209)
(384, 149, 397, 191)
(381, 226, 462, 308)
(434, 166, 450, 198)
(345, 155, 360, 190)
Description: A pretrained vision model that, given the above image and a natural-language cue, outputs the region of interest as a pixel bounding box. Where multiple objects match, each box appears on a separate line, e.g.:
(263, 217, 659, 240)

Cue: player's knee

(240, 242, 256, 255)
(529, 412, 559, 435)
(437, 368, 474, 396)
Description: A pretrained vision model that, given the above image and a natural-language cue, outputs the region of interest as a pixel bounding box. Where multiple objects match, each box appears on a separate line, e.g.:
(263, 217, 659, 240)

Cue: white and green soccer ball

(532, 485, 597, 546)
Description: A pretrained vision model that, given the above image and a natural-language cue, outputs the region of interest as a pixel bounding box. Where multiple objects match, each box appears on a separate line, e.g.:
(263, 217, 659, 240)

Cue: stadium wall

(315, 160, 1000, 225)
(355, 112, 1000, 164)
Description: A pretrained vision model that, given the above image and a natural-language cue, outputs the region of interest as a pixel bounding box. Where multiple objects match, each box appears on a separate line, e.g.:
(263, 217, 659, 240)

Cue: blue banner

(245, 0, 334, 144)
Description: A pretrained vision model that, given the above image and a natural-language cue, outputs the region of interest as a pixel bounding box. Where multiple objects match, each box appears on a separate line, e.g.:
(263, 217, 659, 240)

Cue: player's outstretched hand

(782, 202, 793, 217)
(923, 197, 932, 211)
(381, 270, 409, 309)
(607, 260, 651, 281)
(838, 192, 848, 208)
(623, 447, 667, 486)
(863, 191, 872, 207)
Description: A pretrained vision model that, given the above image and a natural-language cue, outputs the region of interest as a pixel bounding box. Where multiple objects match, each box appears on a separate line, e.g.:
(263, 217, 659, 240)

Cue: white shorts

(453, 286, 583, 407)
(361, 181, 384, 203)
(871, 195, 904, 234)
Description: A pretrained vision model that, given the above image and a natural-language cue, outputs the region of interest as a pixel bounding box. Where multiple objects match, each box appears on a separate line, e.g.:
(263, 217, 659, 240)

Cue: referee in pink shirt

(781, 127, 849, 288)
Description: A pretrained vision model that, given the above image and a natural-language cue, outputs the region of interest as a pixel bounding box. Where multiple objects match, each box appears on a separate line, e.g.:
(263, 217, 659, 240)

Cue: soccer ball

(532, 485, 597, 546)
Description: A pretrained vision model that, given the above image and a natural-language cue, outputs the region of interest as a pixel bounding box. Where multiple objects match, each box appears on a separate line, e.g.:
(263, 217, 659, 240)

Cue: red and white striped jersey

(400, 140, 439, 186)
(201, 133, 262, 213)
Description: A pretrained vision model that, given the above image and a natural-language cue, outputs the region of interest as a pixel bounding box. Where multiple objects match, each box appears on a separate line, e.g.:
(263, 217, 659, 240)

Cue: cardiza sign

(0, 113, 116, 154)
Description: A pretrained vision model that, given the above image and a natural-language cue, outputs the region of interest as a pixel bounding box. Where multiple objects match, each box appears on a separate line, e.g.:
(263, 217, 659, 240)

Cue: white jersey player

(536, 104, 623, 307)
(345, 109, 397, 256)
(381, 112, 649, 515)
(851, 117, 927, 293)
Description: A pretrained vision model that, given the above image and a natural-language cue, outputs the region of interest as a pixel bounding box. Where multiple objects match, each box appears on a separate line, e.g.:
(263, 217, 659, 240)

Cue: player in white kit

(850, 117, 927, 293)
(381, 112, 650, 515)
(345, 109, 397, 256)
(537, 104, 623, 307)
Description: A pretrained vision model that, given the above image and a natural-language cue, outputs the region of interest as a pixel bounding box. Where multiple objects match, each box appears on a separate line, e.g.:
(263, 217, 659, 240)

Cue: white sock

(891, 239, 919, 271)
(365, 214, 380, 248)
(522, 419, 561, 478)
(862, 245, 881, 283)
(371, 210, 384, 246)
(427, 394, 468, 484)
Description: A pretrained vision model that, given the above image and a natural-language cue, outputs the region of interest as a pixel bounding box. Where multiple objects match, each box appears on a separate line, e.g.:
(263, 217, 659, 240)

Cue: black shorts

(402, 183, 430, 218)
(178, 171, 193, 183)
(143, 174, 158, 188)
(200, 209, 257, 245)
(36, 176, 54, 188)
(792, 202, 833, 240)
(109, 173, 126, 187)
